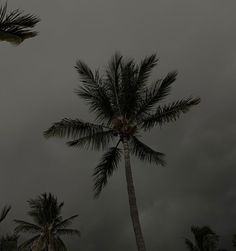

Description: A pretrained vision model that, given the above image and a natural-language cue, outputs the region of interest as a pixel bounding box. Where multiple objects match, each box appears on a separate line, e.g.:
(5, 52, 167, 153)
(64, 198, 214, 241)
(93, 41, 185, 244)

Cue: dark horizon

(0, 0, 236, 250)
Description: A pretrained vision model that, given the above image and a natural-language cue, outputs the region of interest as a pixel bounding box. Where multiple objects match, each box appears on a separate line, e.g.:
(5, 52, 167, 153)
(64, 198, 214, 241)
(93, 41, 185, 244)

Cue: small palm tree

(185, 226, 220, 251)
(0, 3, 40, 45)
(14, 193, 80, 251)
(44, 53, 200, 251)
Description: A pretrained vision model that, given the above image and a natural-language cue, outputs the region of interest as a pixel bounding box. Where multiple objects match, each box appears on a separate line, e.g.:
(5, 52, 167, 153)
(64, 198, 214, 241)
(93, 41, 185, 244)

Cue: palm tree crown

(14, 193, 80, 251)
(0, 3, 40, 45)
(185, 226, 220, 251)
(44, 53, 200, 197)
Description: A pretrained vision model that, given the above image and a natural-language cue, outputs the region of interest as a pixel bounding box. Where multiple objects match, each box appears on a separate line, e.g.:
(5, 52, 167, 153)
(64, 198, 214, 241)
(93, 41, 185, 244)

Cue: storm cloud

(0, 0, 236, 250)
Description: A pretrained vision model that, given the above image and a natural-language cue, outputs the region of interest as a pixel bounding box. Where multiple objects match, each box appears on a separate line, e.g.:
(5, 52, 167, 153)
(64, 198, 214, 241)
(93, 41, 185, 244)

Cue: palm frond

(0, 3, 40, 45)
(14, 220, 41, 234)
(118, 55, 158, 118)
(67, 129, 115, 151)
(141, 97, 201, 130)
(105, 53, 123, 115)
(135, 71, 177, 118)
(54, 215, 78, 229)
(44, 118, 104, 139)
(75, 61, 115, 122)
(130, 136, 166, 166)
(119, 58, 140, 117)
(136, 54, 158, 89)
(0, 205, 11, 223)
(57, 228, 80, 237)
(93, 143, 122, 197)
(185, 238, 196, 251)
(75, 60, 98, 86)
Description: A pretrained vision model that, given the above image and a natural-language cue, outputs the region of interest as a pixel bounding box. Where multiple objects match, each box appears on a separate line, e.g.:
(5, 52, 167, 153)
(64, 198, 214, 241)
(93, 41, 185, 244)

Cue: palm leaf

(185, 238, 196, 251)
(141, 97, 201, 130)
(67, 130, 115, 150)
(130, 136, 166, 166)
(54, 215, 78, 229)
(93, 144, 122, 197)
(136, 54, 158, 89)
(135, 71, 177, 118)
(118, 55, 158, 118)
(75, 61, 115, 122)
(119, 58, 140, 117)
(44, 118, 104, 139)
(75, 60, 98, 86)
(105, 53, 123, 114)
(0, 205, 11, 223)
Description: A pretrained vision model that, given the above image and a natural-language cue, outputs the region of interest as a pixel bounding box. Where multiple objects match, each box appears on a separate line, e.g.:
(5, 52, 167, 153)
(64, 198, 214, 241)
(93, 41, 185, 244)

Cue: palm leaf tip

(0, 205, 11, 222)
(93, 146, 122, 198)
(75, 60, 96, 85)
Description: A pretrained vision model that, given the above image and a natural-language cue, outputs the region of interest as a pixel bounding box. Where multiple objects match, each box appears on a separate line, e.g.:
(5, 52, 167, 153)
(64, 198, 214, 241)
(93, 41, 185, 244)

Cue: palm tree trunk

(123, 136, 146, 251)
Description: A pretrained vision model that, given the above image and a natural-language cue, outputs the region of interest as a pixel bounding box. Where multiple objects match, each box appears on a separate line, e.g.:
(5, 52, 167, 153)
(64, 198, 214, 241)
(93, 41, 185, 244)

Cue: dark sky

(0, 0, 236, 250)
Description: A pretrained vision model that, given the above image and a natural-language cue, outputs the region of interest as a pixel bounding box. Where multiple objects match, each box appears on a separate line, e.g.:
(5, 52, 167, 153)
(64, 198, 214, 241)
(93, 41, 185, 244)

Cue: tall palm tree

(185, 226, 220, 251)
(0, 3, 40, 45)
(14, 193, 80, 251)
(44, 53, 200, 251)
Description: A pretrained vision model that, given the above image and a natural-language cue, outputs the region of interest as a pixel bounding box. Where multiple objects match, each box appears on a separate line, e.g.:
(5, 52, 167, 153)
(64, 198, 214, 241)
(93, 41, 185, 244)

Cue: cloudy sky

(0, 0, 236, 250)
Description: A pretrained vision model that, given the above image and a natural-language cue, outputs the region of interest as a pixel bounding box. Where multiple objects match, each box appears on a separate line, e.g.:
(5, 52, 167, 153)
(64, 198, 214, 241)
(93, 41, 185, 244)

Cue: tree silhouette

(0, 3, 40, 45)
(185, 226, 226, 251)
(14, 193, 80, 251)
(44, 53, 200, 251)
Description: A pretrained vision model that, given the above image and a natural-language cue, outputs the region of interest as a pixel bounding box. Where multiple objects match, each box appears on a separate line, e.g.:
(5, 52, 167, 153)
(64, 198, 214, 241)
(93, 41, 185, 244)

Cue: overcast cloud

(0, 0, 236, 250)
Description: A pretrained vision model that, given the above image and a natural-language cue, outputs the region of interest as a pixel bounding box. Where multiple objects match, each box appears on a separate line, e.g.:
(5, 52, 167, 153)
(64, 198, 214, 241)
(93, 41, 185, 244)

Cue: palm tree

(14, 193, 80, 251)
(185, 226, 220, 251)
(0, 3, 40, 45)
(44, 53, 200, 251)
